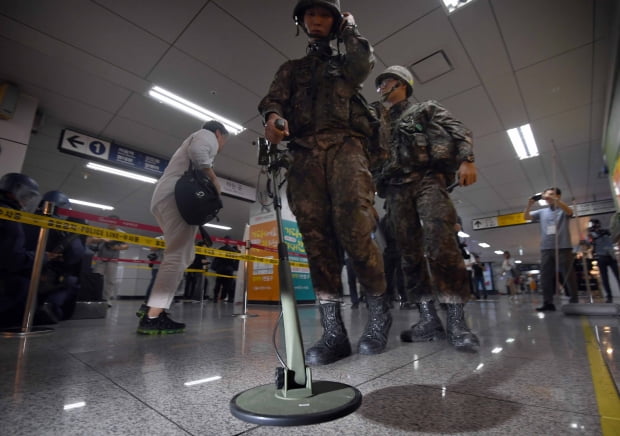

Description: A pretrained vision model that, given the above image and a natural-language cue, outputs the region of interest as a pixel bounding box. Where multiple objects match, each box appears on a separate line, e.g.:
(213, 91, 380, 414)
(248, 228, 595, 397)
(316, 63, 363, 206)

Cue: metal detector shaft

(271, 165, 307, 389)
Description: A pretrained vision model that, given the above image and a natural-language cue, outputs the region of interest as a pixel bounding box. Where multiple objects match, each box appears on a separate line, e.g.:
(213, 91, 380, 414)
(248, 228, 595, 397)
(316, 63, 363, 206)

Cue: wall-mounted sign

(472, 199, 615, 230)
(58, 128, 167, 176)
(58, 128, 257, 202)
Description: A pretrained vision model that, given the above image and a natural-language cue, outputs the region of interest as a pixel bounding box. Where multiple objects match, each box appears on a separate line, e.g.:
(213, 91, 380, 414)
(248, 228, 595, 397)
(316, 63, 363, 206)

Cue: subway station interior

(1, 0, 620, 434)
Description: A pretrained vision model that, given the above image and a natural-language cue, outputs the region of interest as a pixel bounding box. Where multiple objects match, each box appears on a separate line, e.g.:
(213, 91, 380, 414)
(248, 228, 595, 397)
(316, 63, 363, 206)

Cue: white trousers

(93, 261, 120, 301)
(147, 196, 197, 309)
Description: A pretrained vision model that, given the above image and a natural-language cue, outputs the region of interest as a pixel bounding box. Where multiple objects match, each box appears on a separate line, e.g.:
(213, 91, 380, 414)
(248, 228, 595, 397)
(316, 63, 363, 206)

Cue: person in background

(456, 217, 478, 300)
(138, 120, 228, 334)
(184, 241, 208, 301)
(210, 236, 240, 303)
(524, 187, 579, 311)
(136, 236, 164, 317)
(258, 0, 392, 364)
(90, 215, 129, 305)
(472, 255, 487, 299)
(501, 251, 518, 302)
(587, 218, 618, 303)
(379, 215, 409, 309)
(343, 251, 360, 309)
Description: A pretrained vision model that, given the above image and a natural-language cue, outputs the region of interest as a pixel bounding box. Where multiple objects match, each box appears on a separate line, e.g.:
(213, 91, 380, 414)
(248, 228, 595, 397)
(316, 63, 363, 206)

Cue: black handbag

(174, 163, 223, 225)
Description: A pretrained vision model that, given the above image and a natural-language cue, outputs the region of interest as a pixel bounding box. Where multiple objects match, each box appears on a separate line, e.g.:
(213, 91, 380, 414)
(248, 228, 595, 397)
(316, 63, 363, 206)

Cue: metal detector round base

(1, 326, 54, 338)
(562, 303, 620, 316)
(230, 380, 362, 426)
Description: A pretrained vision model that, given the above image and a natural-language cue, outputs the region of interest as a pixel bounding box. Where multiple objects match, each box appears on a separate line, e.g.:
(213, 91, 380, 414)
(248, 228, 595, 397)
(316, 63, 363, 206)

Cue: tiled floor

(1, 294, 618, 435)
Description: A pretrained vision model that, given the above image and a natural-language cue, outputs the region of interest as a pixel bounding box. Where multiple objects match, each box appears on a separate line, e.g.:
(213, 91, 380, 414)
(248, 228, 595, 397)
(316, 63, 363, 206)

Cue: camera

(255, 136, 289, 169)
(256, 137, 271, 166)
(530, 193, 542, 201)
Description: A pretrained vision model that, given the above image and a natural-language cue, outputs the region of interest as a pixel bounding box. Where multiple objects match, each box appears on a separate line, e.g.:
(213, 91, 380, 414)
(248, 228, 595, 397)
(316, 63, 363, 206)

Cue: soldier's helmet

(293, 0, 343, 38)
(375, 65, 415, 97)
(0, 172, 41, 212)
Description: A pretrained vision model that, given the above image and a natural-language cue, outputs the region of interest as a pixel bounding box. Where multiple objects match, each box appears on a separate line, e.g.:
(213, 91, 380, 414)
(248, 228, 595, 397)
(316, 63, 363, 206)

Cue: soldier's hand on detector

(265, 115, 289, 144)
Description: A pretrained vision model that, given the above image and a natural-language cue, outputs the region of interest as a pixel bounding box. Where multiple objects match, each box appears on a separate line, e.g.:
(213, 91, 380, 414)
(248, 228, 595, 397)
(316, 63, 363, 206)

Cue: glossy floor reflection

(1, 294, 618, 435)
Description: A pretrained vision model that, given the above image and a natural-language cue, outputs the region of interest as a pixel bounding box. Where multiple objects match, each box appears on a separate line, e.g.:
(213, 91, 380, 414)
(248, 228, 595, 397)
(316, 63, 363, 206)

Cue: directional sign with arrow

(59, 129, 111, 160)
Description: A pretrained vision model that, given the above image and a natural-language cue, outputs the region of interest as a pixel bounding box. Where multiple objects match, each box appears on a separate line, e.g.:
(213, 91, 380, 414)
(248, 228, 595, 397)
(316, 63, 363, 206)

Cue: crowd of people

(1, 1, 617, 366)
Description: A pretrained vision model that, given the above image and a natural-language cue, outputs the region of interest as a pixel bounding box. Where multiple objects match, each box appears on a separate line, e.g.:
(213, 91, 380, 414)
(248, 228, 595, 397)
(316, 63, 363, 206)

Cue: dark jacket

(211, 244, 241, 275)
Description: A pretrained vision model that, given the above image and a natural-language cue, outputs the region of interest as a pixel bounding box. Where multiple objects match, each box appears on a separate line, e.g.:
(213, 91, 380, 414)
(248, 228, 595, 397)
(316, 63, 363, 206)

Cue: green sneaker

(137, 312, 185, 335)
(136, 304, 149, 319)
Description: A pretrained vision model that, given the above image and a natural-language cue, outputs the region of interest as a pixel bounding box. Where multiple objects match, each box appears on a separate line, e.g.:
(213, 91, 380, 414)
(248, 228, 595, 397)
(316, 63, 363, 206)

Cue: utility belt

(386, 170, 450, 187)
(291, 130, 364, 150)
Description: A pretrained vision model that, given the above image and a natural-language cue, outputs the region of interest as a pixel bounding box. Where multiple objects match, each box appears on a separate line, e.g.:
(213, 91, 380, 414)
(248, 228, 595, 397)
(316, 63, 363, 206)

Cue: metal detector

(229, 128, 362, 426)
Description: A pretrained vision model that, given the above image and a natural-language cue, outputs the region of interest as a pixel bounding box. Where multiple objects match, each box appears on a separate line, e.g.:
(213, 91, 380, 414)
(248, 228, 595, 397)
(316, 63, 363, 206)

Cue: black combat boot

(358, 294, 392, 355)
(400, 300, 446, 342)
(305, 302, 352, 366)
(445, 303, 479, 352)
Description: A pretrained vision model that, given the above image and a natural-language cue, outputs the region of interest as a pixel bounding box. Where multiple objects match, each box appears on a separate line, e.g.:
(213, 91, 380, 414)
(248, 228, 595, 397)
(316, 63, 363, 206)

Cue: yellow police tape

(0, 207, 309, 269)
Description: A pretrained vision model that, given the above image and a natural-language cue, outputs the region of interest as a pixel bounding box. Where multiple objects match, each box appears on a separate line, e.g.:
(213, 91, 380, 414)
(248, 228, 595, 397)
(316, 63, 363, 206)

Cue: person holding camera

(258, 0, 391, 365)
(524, 187, 579, 311)
(587, 218, 618, 303)
(371, 65, 480, 353)
(137, 121, 228, 334)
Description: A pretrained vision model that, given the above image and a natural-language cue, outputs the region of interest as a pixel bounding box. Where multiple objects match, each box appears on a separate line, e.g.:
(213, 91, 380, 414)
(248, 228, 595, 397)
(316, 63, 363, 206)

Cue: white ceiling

(0, 0, 617, 265)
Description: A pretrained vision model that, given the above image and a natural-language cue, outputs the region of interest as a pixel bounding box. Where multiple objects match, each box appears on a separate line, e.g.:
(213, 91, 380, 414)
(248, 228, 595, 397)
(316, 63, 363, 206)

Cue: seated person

(0, 173, 42, 328)
(23, 191, 87, 322)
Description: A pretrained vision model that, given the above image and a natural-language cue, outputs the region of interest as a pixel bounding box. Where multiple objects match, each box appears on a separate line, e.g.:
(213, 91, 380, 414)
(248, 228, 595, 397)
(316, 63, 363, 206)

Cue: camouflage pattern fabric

(379, 100, 473, 181)
(258, 25, 385, 300)
(258, 26, 374, 141)
(374, 98, 474, 303)
(286, 136, 386, 300)
(384, 171, 470, 303)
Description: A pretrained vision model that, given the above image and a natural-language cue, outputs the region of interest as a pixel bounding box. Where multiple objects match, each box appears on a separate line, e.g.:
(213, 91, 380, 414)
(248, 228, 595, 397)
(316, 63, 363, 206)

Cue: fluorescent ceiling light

(478, 242, 490, 248)
(69, 198, 114, 211)
(515, 260, 522, 264)
(86, 162, 158, 184)
(507, 123, 539, 160)
(442, 0, 476, 14)
(494, 250, 504, 255)
(204, 223, 232, 230)
(457, 231, 470, 238)
(149, 86, 244, 135)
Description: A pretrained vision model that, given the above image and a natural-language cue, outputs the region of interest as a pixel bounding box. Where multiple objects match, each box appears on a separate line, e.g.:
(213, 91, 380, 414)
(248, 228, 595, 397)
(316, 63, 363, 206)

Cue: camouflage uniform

(258, 27, 385, 301)
(377, 99, 474, 304)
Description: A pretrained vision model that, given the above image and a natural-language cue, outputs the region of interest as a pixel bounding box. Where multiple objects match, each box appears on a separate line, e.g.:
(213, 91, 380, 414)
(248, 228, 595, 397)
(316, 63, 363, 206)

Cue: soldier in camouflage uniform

(258, 0, 391, 365)
(372, 65, 480, 352)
